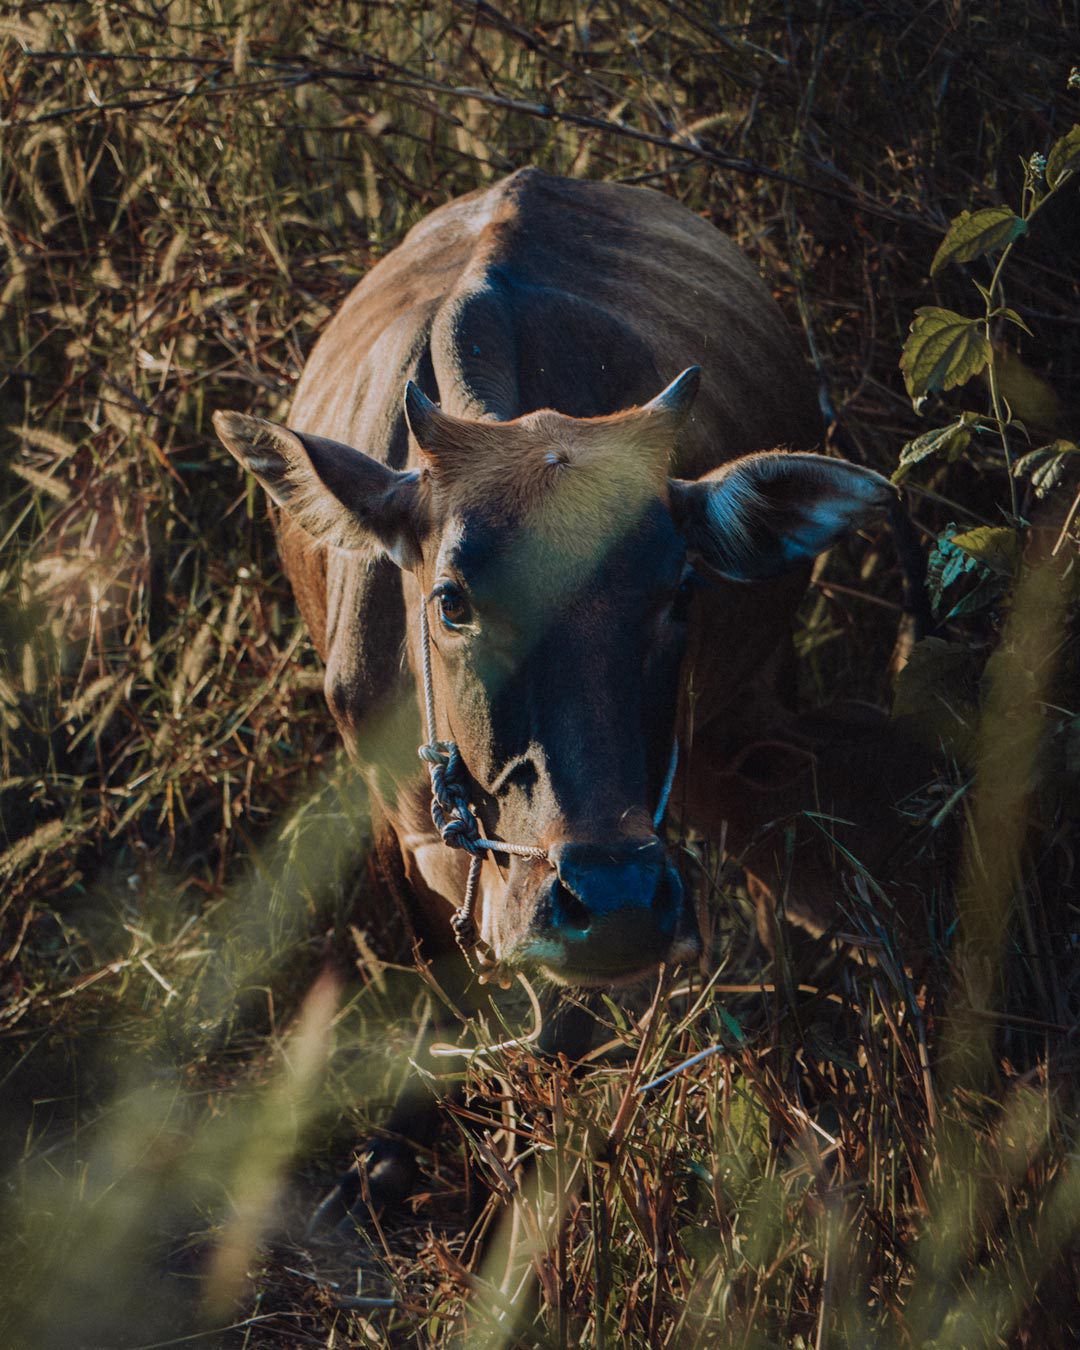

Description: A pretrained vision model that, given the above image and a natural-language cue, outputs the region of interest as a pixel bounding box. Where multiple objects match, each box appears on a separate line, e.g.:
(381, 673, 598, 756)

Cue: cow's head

(214, 372, 894, 985)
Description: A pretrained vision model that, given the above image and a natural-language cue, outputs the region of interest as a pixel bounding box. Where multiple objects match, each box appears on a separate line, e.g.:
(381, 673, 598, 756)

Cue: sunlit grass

(1, 1, 1078, 1346)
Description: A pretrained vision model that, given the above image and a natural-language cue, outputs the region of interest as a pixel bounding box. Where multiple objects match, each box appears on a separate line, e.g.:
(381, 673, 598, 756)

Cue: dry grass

(1, 2, 1079, 1346)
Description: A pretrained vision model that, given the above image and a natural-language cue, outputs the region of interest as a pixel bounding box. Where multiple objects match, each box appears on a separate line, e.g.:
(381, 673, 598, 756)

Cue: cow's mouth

(529, 934, 702, 988)
(511, 863, 702, 988)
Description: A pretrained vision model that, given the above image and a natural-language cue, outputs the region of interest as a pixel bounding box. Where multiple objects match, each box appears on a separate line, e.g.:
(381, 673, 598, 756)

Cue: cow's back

(283, 170, 820, 728)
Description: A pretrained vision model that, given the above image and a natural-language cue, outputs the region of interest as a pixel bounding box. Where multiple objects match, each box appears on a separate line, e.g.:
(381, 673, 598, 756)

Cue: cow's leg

(314, 1096, 430, 1230)
(311, 989, 468, 1232)
(336, 992, 600, 1222)
(316, 995, 602, 1241)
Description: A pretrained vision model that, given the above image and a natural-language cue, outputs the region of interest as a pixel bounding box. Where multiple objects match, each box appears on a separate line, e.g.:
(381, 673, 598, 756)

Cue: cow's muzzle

(521, 837, 699, 985)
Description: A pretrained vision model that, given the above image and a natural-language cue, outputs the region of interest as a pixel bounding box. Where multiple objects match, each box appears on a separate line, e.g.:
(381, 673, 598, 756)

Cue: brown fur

(255, 169, 843, 959)
(413, 402, 682, 586)
(285, 169, 818, 742)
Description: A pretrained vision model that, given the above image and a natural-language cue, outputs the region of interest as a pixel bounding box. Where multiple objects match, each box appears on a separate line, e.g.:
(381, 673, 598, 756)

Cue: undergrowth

(1, 2, 1078, 1346)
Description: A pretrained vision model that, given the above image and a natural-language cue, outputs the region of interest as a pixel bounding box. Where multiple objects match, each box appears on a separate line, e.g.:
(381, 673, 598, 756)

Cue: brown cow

(214, 168, 904, 1212)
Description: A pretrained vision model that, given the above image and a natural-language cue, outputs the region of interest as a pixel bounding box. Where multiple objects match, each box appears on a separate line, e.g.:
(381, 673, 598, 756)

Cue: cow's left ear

(669, 451, 897, 580)
(213, 412, 423, 569)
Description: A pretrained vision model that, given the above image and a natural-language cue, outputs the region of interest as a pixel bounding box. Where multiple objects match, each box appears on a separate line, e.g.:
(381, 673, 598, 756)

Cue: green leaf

(1000, 308, 1034, 336)
(1046, 124, 1080, 190)
(1013, 440, 1080, 498)
(717, 1005, 747, 1047)
(949, 526, 1021, 576)
(893, 419, 972, 482)
(600, 994, 630, 1032)
(924, 524, 1018, 621)
(900, 308, 991, 399)
(930, 207, 1026, 276)
(927, 527, 981, 603)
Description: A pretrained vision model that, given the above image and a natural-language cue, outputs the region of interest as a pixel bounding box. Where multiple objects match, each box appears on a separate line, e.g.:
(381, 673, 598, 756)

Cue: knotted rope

(417, 597, 678, 957)
(418, 602, 547, 953)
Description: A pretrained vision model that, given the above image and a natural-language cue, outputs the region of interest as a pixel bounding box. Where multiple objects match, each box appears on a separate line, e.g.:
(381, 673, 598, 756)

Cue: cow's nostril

(553, 883, 592, 934)
(530, 844, 689, 980)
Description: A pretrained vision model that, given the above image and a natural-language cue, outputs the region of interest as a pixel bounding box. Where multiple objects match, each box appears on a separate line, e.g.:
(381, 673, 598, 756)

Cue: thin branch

(11, 47, 940, 229)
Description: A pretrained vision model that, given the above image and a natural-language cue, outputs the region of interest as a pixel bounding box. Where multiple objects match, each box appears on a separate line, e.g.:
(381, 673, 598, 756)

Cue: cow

(213, 168, 907, 1215)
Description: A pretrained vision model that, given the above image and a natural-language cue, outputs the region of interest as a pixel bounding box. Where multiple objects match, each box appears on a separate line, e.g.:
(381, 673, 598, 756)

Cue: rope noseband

(416, 598, 678, 957)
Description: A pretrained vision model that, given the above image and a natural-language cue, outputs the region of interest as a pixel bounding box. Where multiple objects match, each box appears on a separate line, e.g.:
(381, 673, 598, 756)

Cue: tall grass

(1, 2, 1078, 1345)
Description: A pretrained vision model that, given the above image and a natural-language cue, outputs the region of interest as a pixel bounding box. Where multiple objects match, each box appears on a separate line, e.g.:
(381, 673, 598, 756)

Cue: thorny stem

(981, 190, 1053, 521)
(984, 330, 1018, 519)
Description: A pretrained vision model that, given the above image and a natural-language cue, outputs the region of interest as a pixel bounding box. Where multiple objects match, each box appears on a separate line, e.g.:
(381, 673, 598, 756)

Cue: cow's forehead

(421, 408, 689, 611)
(438, 494, 684, 610)
(424, 408, 673, 525)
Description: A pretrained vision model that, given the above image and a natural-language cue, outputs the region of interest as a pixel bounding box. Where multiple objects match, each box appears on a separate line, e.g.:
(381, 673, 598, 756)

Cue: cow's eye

(434, 583, 471, 630)
(672, 567, 698, 622)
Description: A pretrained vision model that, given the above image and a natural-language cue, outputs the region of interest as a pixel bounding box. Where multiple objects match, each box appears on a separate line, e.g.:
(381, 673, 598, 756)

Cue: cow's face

(402, 379, 698, 983)
(215, 372, 894, 985)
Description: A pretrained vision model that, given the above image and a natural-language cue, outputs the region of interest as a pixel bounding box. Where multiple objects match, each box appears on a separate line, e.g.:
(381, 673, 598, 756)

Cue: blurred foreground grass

(1, 2, 1079, 1345)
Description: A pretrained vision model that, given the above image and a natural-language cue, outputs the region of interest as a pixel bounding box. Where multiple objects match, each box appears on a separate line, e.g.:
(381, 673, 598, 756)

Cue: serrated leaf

(949, 526, 1021, 576)
(948, 581, 1002, 618)
(900, 308, 991, 399)
(930, 207, 1026, 276)
(927, 526, 979, 600)
(1000, 308, 1034, 336)
(1013, 440, 1080, 498)
(925, 524, 1016, 620)
(1046, 124, 1080, 190)
(893, 420, 972, 482)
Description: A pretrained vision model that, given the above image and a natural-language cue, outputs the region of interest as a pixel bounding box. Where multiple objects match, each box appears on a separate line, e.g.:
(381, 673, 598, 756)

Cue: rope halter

(416, 597, 678, 957)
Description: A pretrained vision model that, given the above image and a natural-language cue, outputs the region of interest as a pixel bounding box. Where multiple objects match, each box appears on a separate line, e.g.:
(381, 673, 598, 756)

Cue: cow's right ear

(669, 451, 896, 580)
(213, 412, 423, 570)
